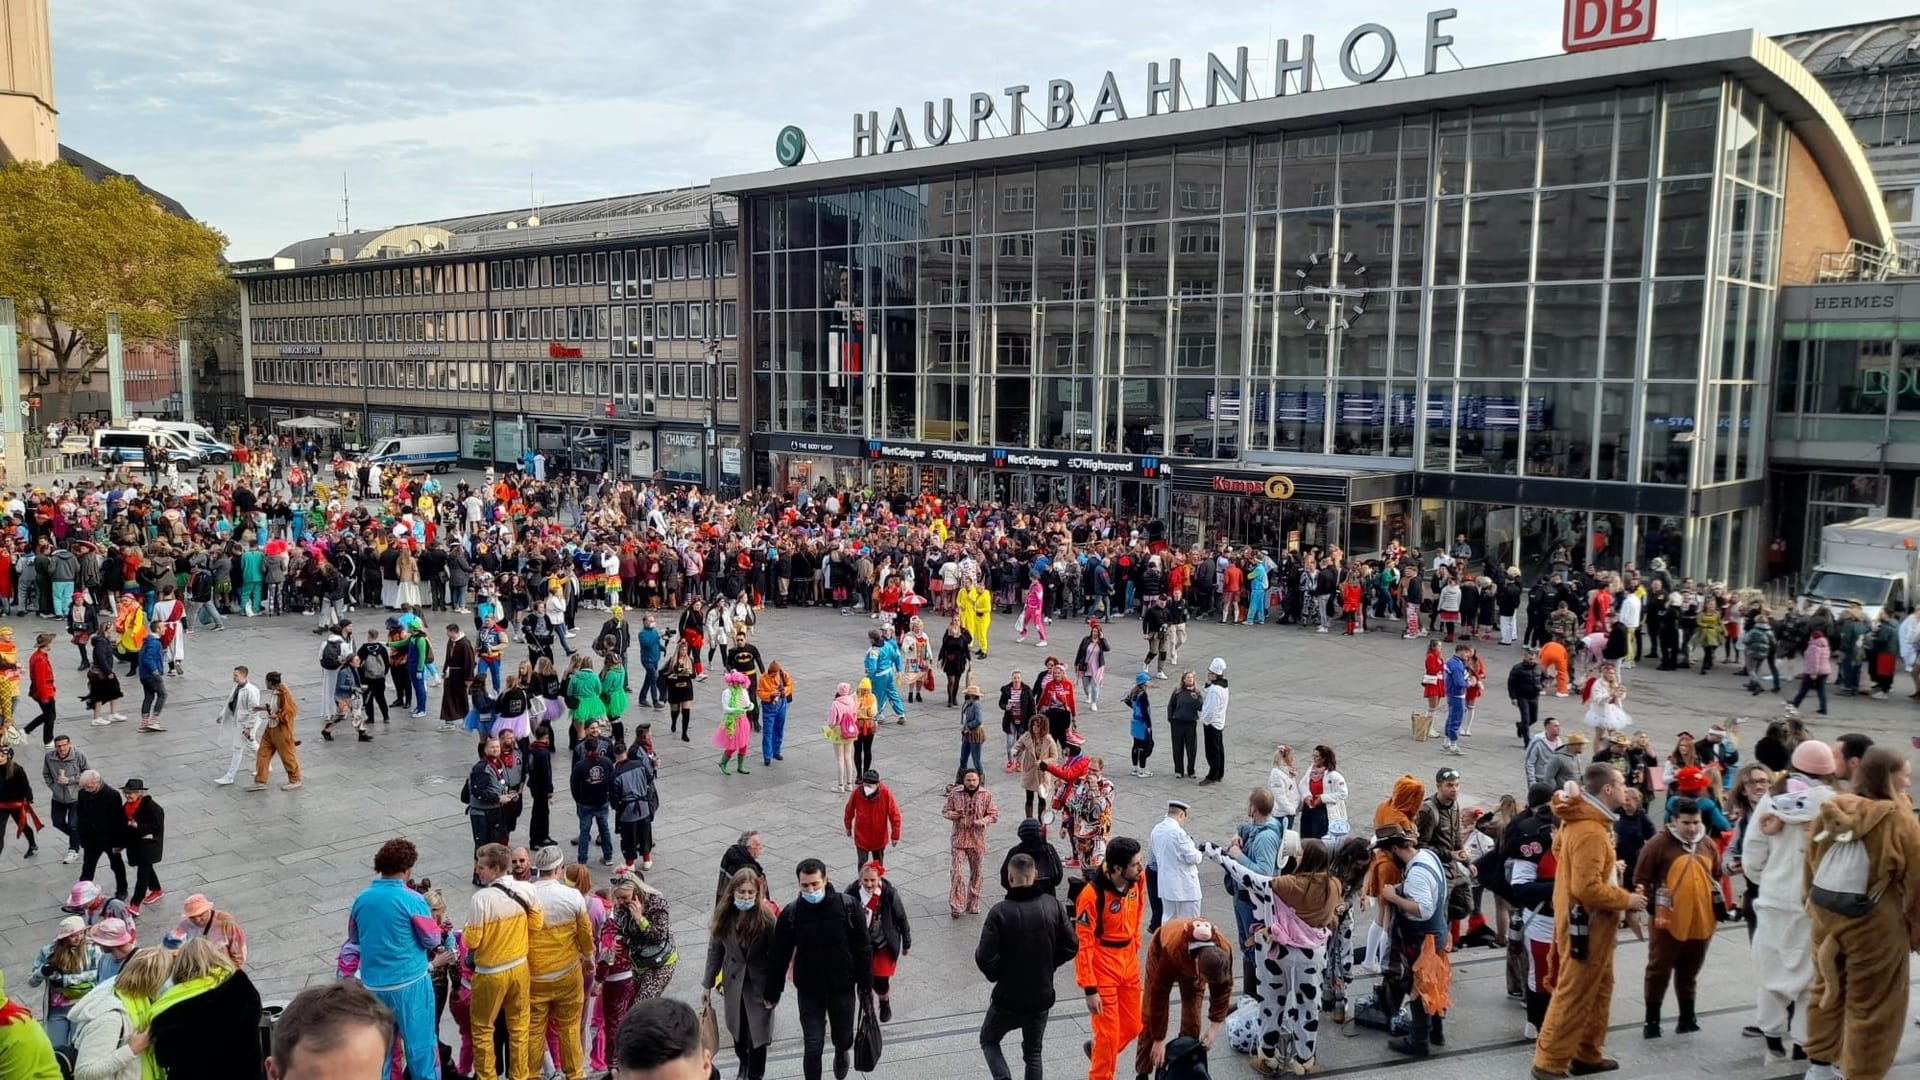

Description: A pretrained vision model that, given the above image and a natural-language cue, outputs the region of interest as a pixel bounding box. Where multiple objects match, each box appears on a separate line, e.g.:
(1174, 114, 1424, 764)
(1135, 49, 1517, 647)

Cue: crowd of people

(1, 433, 1917, 1080)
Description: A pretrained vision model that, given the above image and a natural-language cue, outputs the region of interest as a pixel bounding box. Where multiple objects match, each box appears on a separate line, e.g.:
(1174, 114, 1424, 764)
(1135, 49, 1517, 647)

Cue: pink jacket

(830, 685, 859, 739)
(1801, 635, 1833, 679)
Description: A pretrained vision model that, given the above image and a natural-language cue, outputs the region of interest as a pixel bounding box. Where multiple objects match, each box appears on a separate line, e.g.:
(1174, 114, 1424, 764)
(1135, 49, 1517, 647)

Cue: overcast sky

(48, 0, 1917, 258)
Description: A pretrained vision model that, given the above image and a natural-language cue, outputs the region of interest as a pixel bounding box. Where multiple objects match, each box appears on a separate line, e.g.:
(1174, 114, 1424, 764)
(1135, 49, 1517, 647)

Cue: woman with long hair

(564, 654, 606, 752)
(703, 867, 779, 1080)
(607, 867, 676, 1007)
(1297, 744, 1349, 844)
(1073, 620, 1110, 711)
(1728, 762, 1775, 937)
(1419, 639, 1445, 734)
(853, 678, 879, 778)
(1209, 834, 1342, 1075)
(602, 652, 630, 749)
(1014, 714, 1058, 821)
(1802, 747, 1920, 1080)
(146, 936, 266, 1079)
(663, 640, 697, 742)
(67, 944, 169, 1080)
(28, 916, 99, 1046)
(531, 654, 566, 731)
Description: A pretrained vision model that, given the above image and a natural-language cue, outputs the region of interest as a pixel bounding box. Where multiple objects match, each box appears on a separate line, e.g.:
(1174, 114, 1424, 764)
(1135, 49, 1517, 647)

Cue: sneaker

(125, 902, 141, 917)
(641, 858, 654, 871)
(245, 783, 267, 792)
(141, 889, 165, 906)
(411, 711, 427, 719)
(282, 782, 302, 790)
(1137, 768, 1153, 778)
(90, 717, 113, 727)
(1089, 702, 1098, 712)
(214, 775, 235, 786)
(1157, 671, 1169, 680)
(62, 850, 78, 864)
(1129, 767, 1143, 777)
(601, 856, 615, 866)
(1524, 1022, 1539, 1039)
(111, 712, 128, 722)
(139, 723, 165, 733)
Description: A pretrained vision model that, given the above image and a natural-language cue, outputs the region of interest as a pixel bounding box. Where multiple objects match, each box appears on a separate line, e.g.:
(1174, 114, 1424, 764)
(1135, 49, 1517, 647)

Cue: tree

(0, 160, 228, 391)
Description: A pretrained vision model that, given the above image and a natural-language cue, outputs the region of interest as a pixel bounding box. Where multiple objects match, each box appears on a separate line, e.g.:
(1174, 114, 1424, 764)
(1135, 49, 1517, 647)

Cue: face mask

(862, 785, 877, 797)
(799, 889, 826, 904)
(733, 897, 756, 911)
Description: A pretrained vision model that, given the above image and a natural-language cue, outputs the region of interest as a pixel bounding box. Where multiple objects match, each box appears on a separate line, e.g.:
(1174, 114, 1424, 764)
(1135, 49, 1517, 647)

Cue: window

(1176, 278, 1213, 296)
(1060, 230, 1096, 258)
(612, 306, 627, 356)
(1124, 230, 1157, 254)
(595, 252, 609, 283)
(722, 365, 739, 400)
(1002, 185, 1036, 212)
(671, 246, 687, 278)
(1177, 225, 1220, 254)
(672, 303, 689, 338)
(612, 251, 626, 298)
(721, 300, 739, 338)
(943, 187, 975, 215)
(721, 240, 738, 277)
(997, 332, 1034, 369)
(689, 302, 705, 339)
(998, 234, 1034, 259)
(689, 244, 704, 278)
(1888, 188, 1916, 224)
(673, 364, 689, 398)
(1119, 184, 1163, 211)
(690, 364, 706, 401)
(1061, 185, 1096, 212)
(1178, 182, 1223, 210)
(1057, 279, 1092, 301)
(1176, 333, 1216, 368)
(999, 280, 1033, 302)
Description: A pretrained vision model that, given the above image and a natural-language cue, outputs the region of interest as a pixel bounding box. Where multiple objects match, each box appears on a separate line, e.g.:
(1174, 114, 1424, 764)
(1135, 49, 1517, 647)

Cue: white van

(362, 433, 458, 473)
(92, 428, 201, 467)
(128, 418, 232, 463)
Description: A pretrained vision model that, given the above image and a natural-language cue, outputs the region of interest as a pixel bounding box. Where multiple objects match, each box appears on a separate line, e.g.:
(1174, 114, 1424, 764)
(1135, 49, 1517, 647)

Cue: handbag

(1410, 711, 1432, 742)
(853, 987, 884, 1072)
(697, 986, 721, 1056)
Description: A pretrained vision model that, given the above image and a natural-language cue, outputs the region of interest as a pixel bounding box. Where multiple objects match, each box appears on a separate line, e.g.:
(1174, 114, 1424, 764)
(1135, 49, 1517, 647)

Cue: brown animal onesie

(1532, 789, 1636, 1077)
(1803, 793, 1920, 1080)
(1136, 916, 1234, 1078)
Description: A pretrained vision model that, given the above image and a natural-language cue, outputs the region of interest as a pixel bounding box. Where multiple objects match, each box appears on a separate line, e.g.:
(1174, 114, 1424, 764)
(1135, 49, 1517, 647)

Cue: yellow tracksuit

(467, 877, 543, 1080)
(526, 878, 595, 1079)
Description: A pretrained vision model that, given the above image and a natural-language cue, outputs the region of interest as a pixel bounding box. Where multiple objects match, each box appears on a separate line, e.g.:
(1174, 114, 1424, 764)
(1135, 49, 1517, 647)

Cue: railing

(1816, 238, 1920, 282)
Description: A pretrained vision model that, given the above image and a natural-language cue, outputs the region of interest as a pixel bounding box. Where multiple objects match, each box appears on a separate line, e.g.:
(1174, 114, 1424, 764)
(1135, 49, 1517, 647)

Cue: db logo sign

(1563, 0, 1656, 53)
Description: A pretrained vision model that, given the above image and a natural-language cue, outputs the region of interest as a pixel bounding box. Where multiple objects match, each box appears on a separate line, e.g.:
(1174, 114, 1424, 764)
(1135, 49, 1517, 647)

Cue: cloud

(46, 0, 1920, 256)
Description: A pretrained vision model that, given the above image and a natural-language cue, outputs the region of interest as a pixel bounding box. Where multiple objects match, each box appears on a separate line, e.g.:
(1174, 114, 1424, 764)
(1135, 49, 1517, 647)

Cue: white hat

(1208, 657, 1227, 676)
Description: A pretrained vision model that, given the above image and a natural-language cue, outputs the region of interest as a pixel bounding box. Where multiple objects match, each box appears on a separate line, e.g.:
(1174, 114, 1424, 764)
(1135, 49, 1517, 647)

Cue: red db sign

(1564, 0, 1656, 53)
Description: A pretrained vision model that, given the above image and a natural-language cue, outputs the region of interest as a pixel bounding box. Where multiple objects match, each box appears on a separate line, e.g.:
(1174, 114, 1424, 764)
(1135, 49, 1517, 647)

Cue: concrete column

(176, 317, 194, 422)
(0, 298, 24, 479)
(106, 312, 126, 421)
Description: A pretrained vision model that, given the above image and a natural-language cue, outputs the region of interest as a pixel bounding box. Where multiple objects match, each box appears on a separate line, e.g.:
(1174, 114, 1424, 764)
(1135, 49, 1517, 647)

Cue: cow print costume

(1204, 843, 1325, 1073)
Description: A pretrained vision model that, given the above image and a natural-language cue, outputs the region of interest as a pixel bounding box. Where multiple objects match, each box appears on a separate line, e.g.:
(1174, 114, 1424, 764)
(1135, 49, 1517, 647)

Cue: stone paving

(1, 500, 1916, 1077)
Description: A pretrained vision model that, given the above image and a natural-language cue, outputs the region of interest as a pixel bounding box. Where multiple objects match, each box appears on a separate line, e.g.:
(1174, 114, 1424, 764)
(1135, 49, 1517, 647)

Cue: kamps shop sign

(852, 11, 1461, 157)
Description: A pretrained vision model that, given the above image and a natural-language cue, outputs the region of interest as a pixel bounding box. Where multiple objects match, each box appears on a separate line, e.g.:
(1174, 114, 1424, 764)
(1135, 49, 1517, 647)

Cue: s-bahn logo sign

(852, 11, 1460, 157)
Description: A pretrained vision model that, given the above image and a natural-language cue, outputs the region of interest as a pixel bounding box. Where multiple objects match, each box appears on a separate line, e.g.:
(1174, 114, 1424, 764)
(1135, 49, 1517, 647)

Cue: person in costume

(714, 670, 754, 775)
(957, 574, 993, 659)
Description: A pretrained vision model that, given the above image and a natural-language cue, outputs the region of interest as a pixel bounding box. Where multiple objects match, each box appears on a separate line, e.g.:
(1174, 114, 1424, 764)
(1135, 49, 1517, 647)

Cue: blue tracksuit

(866, 643, 905, 718)
(1443, 656, 1469, 742)
(347, 877, 443, 1080)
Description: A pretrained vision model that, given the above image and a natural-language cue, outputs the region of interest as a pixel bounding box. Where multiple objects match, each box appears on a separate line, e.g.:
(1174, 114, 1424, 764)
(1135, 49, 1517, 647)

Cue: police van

(361, 433, 458, 473)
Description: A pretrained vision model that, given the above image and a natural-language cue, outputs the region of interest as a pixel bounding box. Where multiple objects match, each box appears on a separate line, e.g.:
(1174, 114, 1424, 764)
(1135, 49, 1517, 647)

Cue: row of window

(250, 302, 740, 349)
(253, 358, 741, 401)
(245, 241, 740, 305)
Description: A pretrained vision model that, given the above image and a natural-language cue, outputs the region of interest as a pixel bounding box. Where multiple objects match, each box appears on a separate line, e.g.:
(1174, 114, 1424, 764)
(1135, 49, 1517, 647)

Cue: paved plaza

(3, 563, 1919, 1078)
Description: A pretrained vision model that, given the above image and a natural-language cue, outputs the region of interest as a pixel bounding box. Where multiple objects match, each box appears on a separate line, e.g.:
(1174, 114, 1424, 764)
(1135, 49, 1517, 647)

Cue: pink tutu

(712, 716, 751, 753)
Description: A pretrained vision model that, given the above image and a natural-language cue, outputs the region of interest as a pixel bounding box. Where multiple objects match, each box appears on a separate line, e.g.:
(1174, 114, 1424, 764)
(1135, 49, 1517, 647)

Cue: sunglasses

(1438, 769, 1461, 782)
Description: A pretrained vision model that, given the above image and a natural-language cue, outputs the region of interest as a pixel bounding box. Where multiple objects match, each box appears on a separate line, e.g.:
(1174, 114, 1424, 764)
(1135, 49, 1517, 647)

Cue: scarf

(119, 988, 165, 1080)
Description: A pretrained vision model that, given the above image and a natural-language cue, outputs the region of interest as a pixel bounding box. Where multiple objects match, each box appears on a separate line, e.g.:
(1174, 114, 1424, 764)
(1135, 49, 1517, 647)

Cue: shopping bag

(698, 994, 720, 1056)
(853, 988, 884, 1072)
(1410, 711, 1432, 742)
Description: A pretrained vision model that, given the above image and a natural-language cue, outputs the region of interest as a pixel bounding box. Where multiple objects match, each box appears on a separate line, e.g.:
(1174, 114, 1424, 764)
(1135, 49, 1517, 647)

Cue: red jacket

(844, 785, 903, 851)
(29, 648, 54, 703)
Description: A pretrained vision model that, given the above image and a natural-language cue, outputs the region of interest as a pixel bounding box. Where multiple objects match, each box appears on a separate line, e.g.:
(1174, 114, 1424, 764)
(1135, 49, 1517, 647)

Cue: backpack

(1809, 827, 1879, 918)
(358, 646, 388, 682)
(1155, 1035, 1210, 1080)
(320, 638, 346, 671)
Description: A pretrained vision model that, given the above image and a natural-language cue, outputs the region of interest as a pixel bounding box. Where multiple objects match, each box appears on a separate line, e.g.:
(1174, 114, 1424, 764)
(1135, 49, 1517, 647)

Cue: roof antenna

(338, 172, 351, 234)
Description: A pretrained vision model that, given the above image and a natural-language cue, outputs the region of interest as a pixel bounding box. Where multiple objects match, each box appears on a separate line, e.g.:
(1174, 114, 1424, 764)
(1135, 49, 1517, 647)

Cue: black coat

(975, 883, 1078, 1011)
(716, 842, 766, 904)
(120, 794, 164, 865)
(75, 785, 122, 850)
(150, 967, 266, 1080)
(844, 879, 911, 959)
(764, 887, 871, 1002)
(1506, 661, 1543, 701)
(998, 837, 1066, 896)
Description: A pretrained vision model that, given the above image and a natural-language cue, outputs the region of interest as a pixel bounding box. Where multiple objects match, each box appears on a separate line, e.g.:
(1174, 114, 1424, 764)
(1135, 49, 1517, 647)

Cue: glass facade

(745, 78, 1793, 581)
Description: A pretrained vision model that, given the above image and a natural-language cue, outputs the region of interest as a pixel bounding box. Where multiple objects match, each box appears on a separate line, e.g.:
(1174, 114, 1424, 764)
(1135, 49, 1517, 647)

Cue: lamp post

(175, 317, 195, 423)
(0, 298, 23, 479)
(703, 336, 720, 490)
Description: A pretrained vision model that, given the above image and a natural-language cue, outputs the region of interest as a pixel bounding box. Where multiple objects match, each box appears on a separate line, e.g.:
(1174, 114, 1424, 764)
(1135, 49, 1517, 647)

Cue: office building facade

(238, 188, 742, 486)
(718, 31, 1889, 585)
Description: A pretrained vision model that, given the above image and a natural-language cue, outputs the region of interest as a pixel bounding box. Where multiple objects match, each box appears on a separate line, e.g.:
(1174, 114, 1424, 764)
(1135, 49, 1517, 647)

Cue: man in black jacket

(715, 830, 767, 904)
(75, 769, 127, 898)
(976, 853, 1077, 1080)
(764, 858, 871, 1080)
(997, 818, 1065, 896)
(1508, 649, 1545, 745)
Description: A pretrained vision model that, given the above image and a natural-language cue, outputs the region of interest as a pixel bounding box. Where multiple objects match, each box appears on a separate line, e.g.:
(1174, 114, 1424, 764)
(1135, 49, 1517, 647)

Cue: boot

(1643, 1002, 1662, 1039)
(735, 757, 750, 775)
(1428, 1015, 1446, 1047)
(719, 756, 732, 775)
(878, 995, 892, 1023)
(1675, 998, 1698, 1034)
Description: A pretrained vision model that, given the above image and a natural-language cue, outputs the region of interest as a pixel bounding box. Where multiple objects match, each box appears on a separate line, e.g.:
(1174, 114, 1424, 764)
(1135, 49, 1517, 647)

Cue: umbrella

(275, 416, 341, 431)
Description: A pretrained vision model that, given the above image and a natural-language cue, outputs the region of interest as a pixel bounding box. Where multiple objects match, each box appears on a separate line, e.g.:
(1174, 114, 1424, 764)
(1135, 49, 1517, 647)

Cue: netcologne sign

(853, 10, 1459, 157)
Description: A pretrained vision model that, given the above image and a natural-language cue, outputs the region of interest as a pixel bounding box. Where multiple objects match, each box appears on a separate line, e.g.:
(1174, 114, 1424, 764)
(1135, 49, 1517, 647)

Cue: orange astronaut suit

(1075, 867, 1146, 1080)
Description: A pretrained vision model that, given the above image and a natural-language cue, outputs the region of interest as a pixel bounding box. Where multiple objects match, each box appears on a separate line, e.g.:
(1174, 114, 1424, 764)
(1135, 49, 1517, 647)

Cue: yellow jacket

(465, 878, 543, 975)
(527, 878, 593, 980)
